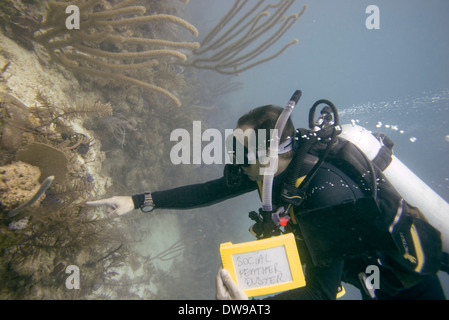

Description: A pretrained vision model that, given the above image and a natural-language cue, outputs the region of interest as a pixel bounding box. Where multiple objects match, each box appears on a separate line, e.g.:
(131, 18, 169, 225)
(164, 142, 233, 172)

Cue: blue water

(183, 0, 449, 299)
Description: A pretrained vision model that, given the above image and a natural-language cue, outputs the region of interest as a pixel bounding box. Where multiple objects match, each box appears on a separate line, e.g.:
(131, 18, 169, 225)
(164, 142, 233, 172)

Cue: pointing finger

(86, 199, 113, 207)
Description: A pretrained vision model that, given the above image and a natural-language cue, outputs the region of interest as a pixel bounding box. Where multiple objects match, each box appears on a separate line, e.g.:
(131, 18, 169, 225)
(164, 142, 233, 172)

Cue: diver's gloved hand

(86, 196, 135, 218)
(216, 265, 248, 300)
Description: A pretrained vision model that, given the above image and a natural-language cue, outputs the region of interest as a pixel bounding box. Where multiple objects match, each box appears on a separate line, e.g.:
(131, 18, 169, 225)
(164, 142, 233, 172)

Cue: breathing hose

(261, 90, 302, 212)
(281, 99, 341, 208)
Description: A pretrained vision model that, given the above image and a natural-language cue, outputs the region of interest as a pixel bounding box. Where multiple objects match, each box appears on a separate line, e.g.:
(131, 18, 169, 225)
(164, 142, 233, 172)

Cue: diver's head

(228, 105, 295, 181)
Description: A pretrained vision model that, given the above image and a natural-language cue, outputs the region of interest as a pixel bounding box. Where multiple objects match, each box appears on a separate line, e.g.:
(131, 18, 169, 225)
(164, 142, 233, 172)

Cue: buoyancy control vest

(305, 130, 445, 277)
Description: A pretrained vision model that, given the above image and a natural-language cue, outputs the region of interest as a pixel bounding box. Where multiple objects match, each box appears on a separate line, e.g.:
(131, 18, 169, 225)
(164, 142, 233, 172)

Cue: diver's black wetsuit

(133, 161, 446, 300)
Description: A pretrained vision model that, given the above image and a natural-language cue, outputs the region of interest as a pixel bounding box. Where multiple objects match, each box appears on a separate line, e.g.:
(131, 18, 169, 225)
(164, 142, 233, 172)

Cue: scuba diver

(87, 90, 449, 300)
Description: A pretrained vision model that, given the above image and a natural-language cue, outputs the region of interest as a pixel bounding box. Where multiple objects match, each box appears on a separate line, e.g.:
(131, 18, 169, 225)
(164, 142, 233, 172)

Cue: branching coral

(186, 0, 307, 75)
(1, 201, 129, 299)
(34, 0, 200, 107)
(31, 90, 113, 131)
(92, 113, 138, 148)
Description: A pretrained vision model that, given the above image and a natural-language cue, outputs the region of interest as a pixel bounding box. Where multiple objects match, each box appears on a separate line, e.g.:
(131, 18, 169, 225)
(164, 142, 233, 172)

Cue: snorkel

(261, 90, 302, 213)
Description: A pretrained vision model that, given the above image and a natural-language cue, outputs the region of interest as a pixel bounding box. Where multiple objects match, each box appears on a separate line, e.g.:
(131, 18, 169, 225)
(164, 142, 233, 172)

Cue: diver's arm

(86, 175, 257, 216)
(133, 175, 257, 210)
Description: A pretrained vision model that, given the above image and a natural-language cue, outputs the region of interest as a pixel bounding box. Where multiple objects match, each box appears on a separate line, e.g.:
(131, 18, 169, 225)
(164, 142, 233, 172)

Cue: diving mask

(225, 133, 293, 167)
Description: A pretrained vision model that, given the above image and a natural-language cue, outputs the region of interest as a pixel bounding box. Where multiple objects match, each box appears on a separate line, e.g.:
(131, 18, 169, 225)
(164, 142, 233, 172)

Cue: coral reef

(0, 199, 132, 299)
(186, 0, 307, 74)
(0, 1, 205, 299)
(0, 51, 133, 299)
(0, 102, 138, 299)
(34, 0, 200, 107)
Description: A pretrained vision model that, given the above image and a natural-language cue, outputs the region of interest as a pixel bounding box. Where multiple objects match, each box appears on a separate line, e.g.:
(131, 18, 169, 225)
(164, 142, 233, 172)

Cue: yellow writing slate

(220, 233, 306, 297)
